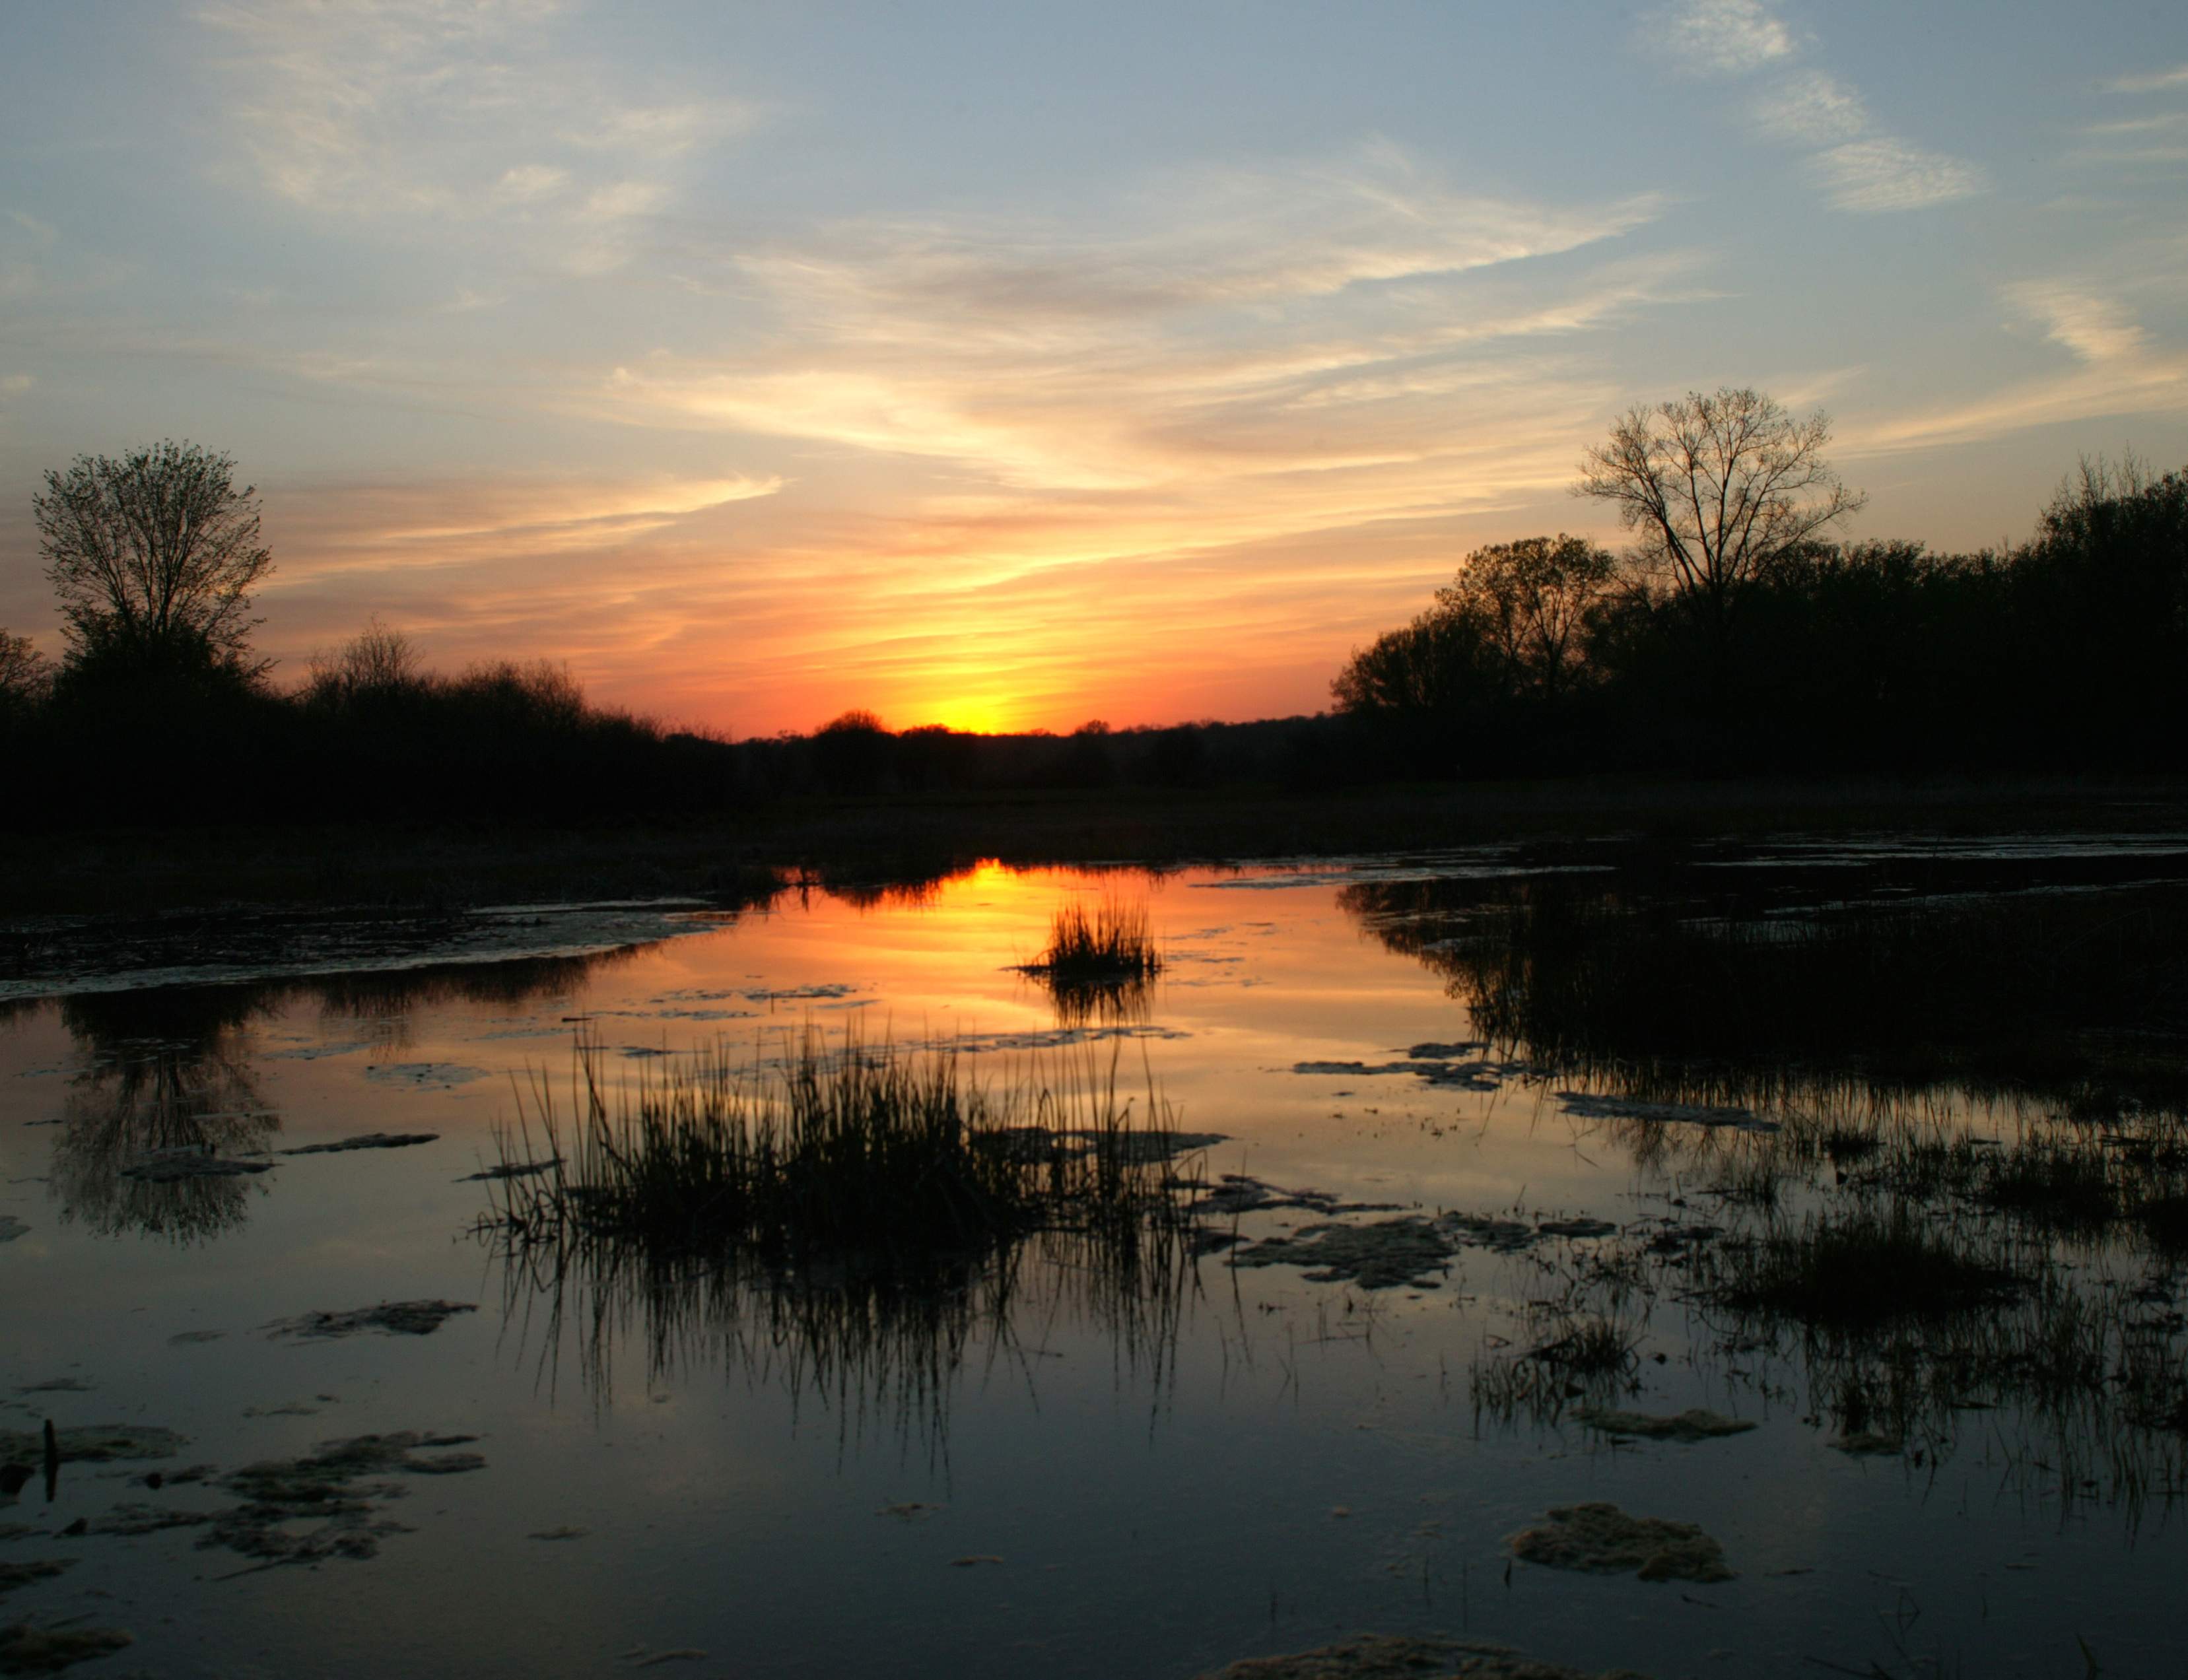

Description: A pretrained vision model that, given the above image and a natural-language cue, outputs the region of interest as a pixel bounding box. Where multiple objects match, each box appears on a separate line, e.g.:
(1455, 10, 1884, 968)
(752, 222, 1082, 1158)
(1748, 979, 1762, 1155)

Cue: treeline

(0, 632, 737, 826)
(0, 640, 1346, 828)
(1332, 457, 2188, 777)
(7, 425, 2185, 838)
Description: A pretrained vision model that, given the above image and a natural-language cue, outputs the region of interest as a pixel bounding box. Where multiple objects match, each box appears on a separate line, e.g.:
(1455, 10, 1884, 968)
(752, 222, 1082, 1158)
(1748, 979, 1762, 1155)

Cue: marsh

(2, 835, 2185, 1678)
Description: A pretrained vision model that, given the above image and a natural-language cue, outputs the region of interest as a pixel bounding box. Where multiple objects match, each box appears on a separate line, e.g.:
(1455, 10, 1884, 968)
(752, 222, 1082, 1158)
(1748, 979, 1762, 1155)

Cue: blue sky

(3, 1, 2184, 732)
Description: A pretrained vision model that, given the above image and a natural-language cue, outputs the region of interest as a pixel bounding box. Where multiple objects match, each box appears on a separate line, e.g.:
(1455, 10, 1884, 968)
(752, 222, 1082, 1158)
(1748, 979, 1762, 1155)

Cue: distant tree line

(0, 442, 1342, 828)
(5, 408, 2183, 836)
(1333, 391, 2188, 776)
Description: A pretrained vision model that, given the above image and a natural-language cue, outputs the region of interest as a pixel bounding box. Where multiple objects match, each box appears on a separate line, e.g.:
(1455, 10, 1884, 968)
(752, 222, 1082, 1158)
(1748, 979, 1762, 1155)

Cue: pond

(3, 836, 2186, 1679)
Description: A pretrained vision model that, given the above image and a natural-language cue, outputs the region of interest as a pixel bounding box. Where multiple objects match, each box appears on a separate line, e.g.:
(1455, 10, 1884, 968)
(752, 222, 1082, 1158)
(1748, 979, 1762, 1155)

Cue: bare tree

(34, 440, 274, 671)
(1436, 533, 1616, 704)
(306, 617, 422, 705)
(1575, 389, 1863, 657)
(0, 628, 51, 711)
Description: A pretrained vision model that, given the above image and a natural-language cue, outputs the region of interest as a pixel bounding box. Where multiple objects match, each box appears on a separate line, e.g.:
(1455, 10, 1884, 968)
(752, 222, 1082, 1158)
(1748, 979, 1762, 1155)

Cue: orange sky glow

(4, 3, 2186, 735)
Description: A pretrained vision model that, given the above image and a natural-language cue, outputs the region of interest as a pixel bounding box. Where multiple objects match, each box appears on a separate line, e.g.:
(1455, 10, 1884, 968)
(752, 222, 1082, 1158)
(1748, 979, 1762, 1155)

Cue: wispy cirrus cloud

(221, 143, 1694, 727)
(196, 0, 761, 271)
(2109, 63, 2188, 94)
(1850, 283, 2187, 455)
(1647, 1, 1984, 212)
(1646, 0, 1797, 76)
(2075, 63, 2188, 167)
(589, 147, 1676, 495)
(269, 473, 781, 571)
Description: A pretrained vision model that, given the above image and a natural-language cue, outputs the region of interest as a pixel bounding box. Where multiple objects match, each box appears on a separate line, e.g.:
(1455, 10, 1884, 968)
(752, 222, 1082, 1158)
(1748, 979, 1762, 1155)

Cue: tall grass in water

(1027, 895, 1161, 982)
(479, 1028, 1201, 1441)
(1019, 894, 1163, 1025)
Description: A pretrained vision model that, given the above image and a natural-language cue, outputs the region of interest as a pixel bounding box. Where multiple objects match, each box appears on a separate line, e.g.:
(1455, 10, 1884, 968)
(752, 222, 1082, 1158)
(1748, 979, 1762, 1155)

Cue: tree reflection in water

(39, 949, 634, 1244)
(481, 1036, 1204, 1458)
(53, 989, 275, 1243)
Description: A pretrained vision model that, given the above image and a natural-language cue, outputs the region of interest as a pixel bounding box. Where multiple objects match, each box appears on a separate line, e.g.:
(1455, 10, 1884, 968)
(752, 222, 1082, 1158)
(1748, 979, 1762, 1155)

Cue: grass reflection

(1348, 873, 2188, 1523)
(478, 1029, 1204, 1450)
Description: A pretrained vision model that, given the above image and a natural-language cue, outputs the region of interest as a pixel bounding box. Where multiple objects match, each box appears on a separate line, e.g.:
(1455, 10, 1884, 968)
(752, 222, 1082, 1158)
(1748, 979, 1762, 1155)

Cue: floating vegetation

(264, 1301, 477, 1340)
(1507, 1501, 1734, 1584)
(477, 1029, 1204, 1442)
(0, 1623, 133, 1675)
(1190, 1634, 1648, 1680)
(1573, 1407, 1755, 1441)
(0, 1426, 185, 1465)
(278, 1132, 438, 1155)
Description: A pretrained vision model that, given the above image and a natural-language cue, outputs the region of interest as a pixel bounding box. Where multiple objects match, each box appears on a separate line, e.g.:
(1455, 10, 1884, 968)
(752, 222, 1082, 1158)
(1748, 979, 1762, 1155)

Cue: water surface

(3, 844, 2185, 1679)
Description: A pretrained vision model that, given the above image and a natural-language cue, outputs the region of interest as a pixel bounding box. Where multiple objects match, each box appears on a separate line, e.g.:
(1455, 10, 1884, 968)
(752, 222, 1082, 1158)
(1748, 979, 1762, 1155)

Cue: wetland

(3, 830, 2186, 1678)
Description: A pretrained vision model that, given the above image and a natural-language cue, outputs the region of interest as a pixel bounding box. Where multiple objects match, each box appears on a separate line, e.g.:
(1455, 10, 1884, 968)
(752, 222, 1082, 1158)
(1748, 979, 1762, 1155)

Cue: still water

(3, 844, 2185, 1679)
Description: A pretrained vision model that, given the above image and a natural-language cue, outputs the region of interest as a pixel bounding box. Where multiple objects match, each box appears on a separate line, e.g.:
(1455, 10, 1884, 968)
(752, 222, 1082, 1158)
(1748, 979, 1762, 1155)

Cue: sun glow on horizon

(4, 3, 2186, 731)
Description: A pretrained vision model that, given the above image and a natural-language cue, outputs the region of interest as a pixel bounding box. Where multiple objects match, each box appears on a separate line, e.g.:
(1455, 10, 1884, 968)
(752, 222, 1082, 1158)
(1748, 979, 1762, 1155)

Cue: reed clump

(1023, 896, 1162, 986)
(483, 1026, 1193, 1266)
(478, 1028, 1204, 1438)
(1703, 1205, 2024, 1328)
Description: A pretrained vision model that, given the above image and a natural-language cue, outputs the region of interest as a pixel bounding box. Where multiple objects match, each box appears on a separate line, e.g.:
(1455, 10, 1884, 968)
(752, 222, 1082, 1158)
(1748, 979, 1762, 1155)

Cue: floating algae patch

(362, 1063, 488, 1091)
(265, 1300, 476, 1340)
(1554, 1092, 1773, 1132)
(185, 1431, 487, 1568)
(1507, 1502, 1734, 1583)
(980, 1127, 1225, 1166)
(1190, 1633, 1653, 1679)
(117, 1151, 271, 1183)
(0, 1562, 70, 1599)
(0, 1427, 184, 1465)
(0, 1624, 132, 1675)
(77, 1505, 215, 1538)
(1192, 1176, 1402, 1219)
(1231, 1217, 1458, 1290)
(1230, 1205, 1622, 1289)
(1574, 1409, 1756, 1442)
(1289, 1059, 1499, 1091)
(279, 1133, 438, 1155)
(457, 1159, 563, 1183)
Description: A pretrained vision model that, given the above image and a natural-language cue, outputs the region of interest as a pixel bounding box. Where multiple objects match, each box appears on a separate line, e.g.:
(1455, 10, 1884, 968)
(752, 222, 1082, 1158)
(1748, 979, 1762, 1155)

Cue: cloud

(2076, 67, 2188, 167)
(223, 152, 1692, 731)
(582, 148, 1673, 499)
(269, 472, 785, 582)
(2110, 63, 2188, 94)
(1849, 285, 2185, 454)
(196, 0, 758, 268)
(1809, 137, 1988, 212)
(1655, 2, 1983, 213)
(1748, 70, 1868, 146)
(1647, 0, 1797, 77)
(2006, 283, 2150, 366)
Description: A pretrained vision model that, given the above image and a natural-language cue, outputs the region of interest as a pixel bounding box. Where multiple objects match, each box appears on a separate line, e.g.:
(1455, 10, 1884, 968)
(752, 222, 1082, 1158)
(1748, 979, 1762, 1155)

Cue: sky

(3, 1, 2185, 737)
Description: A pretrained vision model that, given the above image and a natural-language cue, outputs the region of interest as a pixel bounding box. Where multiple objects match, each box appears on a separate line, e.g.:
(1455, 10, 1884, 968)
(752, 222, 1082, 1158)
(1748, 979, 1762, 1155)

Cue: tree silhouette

(36, 440, 273, 676)
(1575, 389, 1863, 695)
(1437, 534, 1616, 706)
